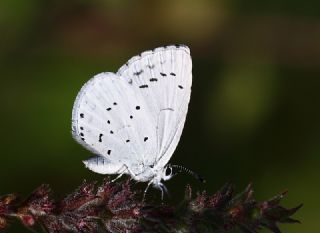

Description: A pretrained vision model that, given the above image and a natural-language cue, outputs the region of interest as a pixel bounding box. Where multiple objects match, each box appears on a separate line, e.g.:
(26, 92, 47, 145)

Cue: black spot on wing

(150, 78, 158, 82)
(99, 134, 103, 142)
(139, 84, 148, 88)
(110, 130, 114, 134)
(126, 139, 130, 143)
(80, 127, 84, 130)
(178, 85, 184, 89)
(106, 107, 112, 111)
(136, 106, 140, 110)
(160, 72, 167, 76)
(170, 72, 176, 76)
(113, 102, 117, 105)
(107, 120, 111, 124)
(80, 133, 84, 136)
(144, 137, 148, 142)
(80, 113, 84, 118)
(107, 150, 111, 155)
(130, 115, 133, 119)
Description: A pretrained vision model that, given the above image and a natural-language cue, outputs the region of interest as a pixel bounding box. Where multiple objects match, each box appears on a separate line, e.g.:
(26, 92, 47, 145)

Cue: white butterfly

(72, 45, 202, 198)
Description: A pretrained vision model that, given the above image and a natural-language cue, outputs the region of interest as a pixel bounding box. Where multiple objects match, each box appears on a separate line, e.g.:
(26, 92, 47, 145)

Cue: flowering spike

(0, 179, 300, 233)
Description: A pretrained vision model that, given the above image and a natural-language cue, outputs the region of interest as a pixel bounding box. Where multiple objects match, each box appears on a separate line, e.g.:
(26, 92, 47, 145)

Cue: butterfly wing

(117, 45, 192, 169)
(72, 72, 158, 175)
(72, 45, 192, 177)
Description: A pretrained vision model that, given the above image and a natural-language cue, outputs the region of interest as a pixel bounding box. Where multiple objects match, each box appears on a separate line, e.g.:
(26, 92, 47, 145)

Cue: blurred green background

(1, 0, 319, 232)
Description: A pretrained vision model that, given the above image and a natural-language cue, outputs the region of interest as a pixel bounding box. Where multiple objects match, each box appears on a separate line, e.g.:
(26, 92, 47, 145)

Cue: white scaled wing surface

(72, 45, 192, 179)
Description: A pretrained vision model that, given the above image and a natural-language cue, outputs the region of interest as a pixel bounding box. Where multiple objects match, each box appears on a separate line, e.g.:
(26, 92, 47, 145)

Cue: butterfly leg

(111, 173, 125, 182)
(112, 164, 141, 182)
(143, 180, 153, 201)
(111, 165, 127, 182)
(161, 183, 170, 198)
(160, 185, 164, 200)
(159, 183, 169, 200)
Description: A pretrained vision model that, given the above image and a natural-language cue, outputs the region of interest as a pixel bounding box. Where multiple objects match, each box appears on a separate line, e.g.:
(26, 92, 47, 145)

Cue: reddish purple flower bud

(229, 205, 244, 220)
(20, 214, 35, 226)
(23, 185, 54, 216)
(132, 207, 140, 217)
(58, 181, 96, 212)
(208, 183, 234, 209)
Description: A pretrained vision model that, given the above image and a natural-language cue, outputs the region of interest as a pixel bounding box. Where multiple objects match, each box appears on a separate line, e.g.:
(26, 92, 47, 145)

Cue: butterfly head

(147, 164, 205, 199)
(161, 164, 174, 181)
(151, 164, 174, 186)
(147, 164, 174, 199)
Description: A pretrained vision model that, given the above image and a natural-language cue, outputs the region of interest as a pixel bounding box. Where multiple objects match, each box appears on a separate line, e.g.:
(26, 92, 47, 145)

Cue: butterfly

(71, 45, 203, 199)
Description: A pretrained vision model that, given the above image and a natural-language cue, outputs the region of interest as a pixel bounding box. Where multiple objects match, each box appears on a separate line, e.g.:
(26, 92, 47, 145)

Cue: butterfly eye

(165, 166, 172, 176)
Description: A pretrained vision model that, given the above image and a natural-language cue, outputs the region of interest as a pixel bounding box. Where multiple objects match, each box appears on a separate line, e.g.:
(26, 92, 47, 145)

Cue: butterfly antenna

(171, 165, 206, 183)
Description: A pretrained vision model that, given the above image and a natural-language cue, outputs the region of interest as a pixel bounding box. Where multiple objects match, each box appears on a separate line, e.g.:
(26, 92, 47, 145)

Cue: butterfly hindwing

(72, 73, 157, 175)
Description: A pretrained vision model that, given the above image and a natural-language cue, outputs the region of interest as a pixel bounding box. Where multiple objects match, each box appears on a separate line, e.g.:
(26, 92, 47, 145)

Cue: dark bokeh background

(1, 1, 319, 232)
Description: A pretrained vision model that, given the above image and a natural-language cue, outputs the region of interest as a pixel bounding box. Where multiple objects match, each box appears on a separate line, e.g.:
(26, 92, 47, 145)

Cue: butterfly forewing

(117, 45, 192, 168)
